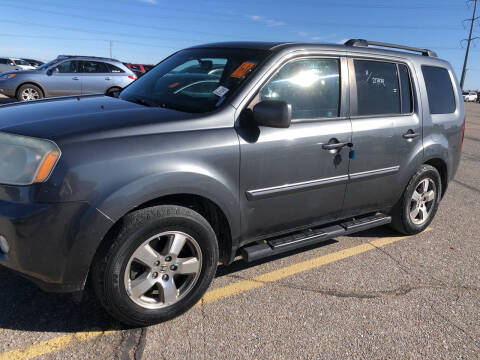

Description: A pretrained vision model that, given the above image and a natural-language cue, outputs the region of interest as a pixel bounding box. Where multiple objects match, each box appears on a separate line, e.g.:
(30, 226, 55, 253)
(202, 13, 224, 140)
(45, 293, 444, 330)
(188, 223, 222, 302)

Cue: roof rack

(57, 55, 121, 62)
(344, 39, 437, 57)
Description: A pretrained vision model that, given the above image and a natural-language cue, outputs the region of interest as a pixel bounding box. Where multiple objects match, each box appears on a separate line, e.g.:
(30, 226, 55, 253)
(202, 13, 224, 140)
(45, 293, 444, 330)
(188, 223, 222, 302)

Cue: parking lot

(0, 97, 479, 359)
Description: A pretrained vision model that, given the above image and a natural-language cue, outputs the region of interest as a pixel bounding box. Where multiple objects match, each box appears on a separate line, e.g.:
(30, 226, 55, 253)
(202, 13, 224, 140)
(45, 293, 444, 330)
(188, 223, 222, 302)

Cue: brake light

(461, 116, 466, 150)
(128, 75, 137, 80)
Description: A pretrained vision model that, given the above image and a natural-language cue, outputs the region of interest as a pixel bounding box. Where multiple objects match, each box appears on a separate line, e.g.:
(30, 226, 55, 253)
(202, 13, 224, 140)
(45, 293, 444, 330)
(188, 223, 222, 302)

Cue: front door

(238, 56, 352, 241)
(342, 58, 422, 216)
(46, 60, 82, 96)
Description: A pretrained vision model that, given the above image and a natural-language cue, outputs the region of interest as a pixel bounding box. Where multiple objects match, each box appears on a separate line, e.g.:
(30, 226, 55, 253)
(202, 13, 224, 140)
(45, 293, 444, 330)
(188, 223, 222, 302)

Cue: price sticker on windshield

(230, 62, 256, 78)
(213, 85, 229, 97)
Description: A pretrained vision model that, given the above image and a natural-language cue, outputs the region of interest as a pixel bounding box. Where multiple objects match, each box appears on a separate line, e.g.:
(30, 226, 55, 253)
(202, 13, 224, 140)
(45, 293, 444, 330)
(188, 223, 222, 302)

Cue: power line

(461, 0, 479, 89)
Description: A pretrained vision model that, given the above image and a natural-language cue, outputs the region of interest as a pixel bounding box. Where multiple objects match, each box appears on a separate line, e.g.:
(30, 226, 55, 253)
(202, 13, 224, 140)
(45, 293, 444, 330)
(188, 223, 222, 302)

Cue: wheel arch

(424, 157, 448, 198)
(15, 81, 46, 98)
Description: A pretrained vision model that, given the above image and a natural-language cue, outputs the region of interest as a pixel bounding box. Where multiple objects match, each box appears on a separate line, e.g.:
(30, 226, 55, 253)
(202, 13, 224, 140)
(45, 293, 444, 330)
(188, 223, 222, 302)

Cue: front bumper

(0, 197, 112, 292)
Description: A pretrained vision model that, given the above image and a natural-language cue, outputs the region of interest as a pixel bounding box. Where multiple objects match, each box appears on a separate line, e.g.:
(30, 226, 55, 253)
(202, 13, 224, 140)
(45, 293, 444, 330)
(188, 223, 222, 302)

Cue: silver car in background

(0, 57, 36, 72)
(0, 55, 137, 102)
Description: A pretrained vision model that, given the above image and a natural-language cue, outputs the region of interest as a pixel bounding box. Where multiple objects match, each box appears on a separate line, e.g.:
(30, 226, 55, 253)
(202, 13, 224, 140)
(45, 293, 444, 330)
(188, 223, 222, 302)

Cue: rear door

(46, 60, 82, 96)
(342, 57, 422, 216)
(238, 56, 352, 240)
(79, 60, 111, 94)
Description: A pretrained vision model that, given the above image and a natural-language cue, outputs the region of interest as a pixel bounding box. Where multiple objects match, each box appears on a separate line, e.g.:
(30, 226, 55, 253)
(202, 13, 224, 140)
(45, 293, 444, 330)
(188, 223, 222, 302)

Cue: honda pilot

(0, 40, 465, 326)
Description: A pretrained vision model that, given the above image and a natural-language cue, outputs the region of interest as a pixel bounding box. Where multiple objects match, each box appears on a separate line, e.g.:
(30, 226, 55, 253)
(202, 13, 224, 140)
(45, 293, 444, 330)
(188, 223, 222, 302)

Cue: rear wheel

(17, 84, 43, 102)
(390, 165, 441, 235)
(92, 205, 219, 327)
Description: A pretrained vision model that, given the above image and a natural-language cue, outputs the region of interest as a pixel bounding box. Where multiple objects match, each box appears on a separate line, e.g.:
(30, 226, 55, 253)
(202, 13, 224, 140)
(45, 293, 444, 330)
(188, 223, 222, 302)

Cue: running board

(241, 214, 391, 262)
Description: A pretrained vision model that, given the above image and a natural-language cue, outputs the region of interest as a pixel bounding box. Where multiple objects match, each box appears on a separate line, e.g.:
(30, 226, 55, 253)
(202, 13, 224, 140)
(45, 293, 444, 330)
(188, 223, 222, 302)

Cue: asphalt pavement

(0, 98, 479, 359)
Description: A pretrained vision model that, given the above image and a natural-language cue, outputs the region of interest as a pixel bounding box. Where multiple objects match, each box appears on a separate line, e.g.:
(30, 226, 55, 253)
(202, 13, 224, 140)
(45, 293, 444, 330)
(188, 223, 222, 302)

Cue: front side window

(82, 61, 109, 73)
(259, 58, 340, 119)
(120, 48, 269, 113)
(354, 60, 400, 116)
(55, 61, 79, 73)
(421, 66, 456, 114)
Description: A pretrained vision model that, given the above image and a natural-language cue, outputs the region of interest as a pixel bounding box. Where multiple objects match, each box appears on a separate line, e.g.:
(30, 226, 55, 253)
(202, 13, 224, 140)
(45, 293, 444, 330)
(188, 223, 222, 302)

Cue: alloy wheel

(409, 178, 436, 225)
(124, 231, 202, 309)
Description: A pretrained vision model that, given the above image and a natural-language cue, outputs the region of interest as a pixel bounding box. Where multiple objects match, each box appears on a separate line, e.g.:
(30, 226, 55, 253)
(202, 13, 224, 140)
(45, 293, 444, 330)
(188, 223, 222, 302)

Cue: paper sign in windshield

(230, 62, 256, 78)
(213, 85, 229, 97)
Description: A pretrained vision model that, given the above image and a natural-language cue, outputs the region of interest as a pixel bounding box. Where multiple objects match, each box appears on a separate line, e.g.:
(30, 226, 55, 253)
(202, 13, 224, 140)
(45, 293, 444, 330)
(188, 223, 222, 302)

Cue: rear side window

(354, 60, 400, 115)
(106, 63, 125, 73)
(82, 61, 109, 73)
(421, 66, 456, 114)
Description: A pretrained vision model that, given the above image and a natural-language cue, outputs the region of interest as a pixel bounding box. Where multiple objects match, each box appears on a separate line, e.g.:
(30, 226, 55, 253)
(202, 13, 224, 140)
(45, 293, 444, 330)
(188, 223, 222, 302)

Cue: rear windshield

(421, 65, 456, 114)
(119, 48, 270, 113)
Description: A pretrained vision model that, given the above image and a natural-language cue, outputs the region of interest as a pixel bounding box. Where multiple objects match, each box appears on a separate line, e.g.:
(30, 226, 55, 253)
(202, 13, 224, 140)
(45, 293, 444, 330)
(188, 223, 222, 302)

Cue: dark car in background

(0, 55, 137, 101)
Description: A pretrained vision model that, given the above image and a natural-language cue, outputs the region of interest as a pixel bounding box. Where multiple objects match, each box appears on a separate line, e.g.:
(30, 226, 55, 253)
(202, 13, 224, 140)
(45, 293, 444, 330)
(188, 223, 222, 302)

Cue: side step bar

(241, 214, 391, 262)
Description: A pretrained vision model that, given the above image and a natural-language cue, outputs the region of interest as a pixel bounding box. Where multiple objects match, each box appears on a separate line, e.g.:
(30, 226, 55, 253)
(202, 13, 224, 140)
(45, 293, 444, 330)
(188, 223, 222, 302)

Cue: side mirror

(253, 100, 292, 128)
(46, 69, 53, 76)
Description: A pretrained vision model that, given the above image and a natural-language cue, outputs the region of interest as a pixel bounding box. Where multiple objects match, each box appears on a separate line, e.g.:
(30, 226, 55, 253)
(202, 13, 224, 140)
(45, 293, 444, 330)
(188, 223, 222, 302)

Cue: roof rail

(57, 55, 121, 62)
(344, 39, 437, 57)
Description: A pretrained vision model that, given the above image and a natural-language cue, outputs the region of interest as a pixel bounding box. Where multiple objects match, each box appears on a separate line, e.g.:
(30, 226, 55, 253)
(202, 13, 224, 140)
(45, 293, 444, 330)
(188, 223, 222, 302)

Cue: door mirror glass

(253, 100, 292, 128)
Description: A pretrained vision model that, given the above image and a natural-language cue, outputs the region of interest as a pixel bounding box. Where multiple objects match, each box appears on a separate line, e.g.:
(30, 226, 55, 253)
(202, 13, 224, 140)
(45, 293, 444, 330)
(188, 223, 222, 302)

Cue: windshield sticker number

(230, 62, 256, 78)
(213, 86, 229, 97)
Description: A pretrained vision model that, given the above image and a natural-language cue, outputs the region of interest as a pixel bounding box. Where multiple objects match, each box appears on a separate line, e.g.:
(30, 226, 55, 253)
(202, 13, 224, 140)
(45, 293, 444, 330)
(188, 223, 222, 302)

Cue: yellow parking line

(0, 331, 115, 360)
(202, 228, 431, 304)
(0, 228, 431, 360)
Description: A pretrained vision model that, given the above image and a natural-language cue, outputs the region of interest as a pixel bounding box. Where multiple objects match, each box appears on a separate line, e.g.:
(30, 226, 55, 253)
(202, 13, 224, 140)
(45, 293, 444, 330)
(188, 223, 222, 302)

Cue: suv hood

(0, 95, 199, 141)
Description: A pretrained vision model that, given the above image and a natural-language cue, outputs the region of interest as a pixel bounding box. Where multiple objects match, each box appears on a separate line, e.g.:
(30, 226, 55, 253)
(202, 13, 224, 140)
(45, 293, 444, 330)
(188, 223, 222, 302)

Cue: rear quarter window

(421, 65, 456, 114)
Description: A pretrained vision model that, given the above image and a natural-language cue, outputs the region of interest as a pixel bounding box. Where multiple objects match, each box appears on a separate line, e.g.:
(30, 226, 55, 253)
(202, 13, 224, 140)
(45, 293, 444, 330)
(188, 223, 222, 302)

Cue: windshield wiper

(125, 97, 159, 107)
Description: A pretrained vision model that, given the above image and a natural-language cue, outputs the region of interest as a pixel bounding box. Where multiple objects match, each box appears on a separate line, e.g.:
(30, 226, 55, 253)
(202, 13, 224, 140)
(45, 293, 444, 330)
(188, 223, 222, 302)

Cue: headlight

(0, 73, 16, 80)
(0, 132, 60, 185)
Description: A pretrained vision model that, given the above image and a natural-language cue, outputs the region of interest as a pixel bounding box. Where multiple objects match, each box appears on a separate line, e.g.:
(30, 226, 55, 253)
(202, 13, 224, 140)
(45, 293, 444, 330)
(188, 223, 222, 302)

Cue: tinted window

(82, 61, 109, 73)
(354, 60, 400, 115)
(0, 59, 7, 64)
(106, 63, 125, 73)
(259, 58, 340, 119)
(398, 64, 413, 113)
(421, 66, 456, 114)
(55, 61, 79, 73)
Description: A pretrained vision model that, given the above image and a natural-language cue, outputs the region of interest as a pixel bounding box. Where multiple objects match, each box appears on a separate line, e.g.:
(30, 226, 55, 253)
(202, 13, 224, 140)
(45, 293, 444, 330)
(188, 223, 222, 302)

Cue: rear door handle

(72, 77, 79, 80)
(402, 131, 420, 139)
(322, 142, 352, 150)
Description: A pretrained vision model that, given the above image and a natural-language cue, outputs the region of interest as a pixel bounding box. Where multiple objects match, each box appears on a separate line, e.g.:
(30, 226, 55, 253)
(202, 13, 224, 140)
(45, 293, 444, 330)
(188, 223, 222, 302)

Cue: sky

(0, 0, 479, 89)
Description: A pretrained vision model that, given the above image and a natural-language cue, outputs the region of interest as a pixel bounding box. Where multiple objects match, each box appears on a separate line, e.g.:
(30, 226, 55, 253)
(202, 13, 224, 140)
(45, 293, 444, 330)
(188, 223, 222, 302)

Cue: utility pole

(460, 0, 479, 89)
(109, 40, 113, 58)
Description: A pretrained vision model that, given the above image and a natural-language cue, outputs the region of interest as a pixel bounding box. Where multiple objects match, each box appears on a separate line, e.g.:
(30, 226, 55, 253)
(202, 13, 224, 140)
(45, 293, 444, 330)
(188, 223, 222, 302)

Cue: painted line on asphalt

(0, 331, 115, 360)
(201, 227, 432, 304)
(0, 228, 431, 360)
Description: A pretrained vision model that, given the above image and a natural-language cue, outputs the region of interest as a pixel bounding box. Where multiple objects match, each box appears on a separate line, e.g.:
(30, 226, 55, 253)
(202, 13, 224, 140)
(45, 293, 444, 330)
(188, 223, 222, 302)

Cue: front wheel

(390, 165, 441, 235)
(17, 84, 43, 102)
(92, 205, 219, 327)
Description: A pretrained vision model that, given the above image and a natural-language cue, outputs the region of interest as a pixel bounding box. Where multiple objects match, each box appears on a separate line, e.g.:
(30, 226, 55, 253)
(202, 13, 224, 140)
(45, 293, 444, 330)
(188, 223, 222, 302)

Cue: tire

(17, 84, 43, 102)
(390, 165, 442, 235)
(92, 205, 219, 327)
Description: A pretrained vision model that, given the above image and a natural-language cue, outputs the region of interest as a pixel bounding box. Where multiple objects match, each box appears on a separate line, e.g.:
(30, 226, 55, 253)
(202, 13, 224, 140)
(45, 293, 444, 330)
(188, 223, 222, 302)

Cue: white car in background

(0, 57, 36, 72)
(463, 91, 478, 102)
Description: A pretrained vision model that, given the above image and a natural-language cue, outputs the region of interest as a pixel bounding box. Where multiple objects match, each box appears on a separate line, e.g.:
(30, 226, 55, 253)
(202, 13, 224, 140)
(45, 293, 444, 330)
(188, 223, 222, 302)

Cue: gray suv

(0, 55, 136, 102)
(0, 40, 465, 326)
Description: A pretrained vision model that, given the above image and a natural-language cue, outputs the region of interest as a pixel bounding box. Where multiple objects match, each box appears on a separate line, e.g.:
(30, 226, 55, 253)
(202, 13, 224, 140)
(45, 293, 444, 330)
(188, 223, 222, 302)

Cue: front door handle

(322, 141, 352, 150)
(402, 130, 420, 139)
(72, 76, 79, 80)
(105, 77, 111, 80)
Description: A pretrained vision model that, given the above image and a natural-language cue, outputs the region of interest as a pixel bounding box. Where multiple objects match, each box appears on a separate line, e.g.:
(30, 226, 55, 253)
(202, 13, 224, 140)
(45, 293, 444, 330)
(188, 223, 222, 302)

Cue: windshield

(119, 48, 270, 113)
(36, 58, 64, 70)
